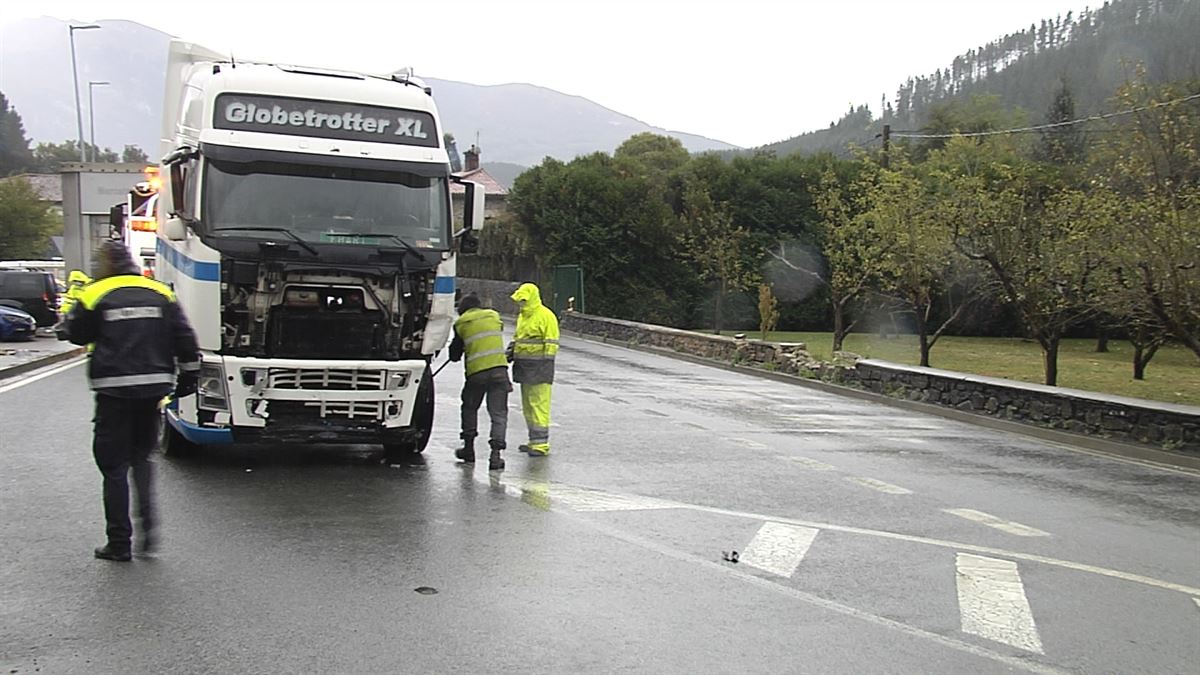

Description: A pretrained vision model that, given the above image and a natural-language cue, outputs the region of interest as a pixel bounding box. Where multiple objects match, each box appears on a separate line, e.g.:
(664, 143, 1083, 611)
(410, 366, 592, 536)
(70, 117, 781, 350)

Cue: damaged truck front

(155, 41, 483, 462)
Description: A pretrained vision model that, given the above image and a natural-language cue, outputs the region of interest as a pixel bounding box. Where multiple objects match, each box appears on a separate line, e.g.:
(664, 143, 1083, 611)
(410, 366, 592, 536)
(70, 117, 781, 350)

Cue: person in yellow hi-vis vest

(55, 270, 93, 343)
(508, 283, 559, 456)
(448, 293, 511, 471)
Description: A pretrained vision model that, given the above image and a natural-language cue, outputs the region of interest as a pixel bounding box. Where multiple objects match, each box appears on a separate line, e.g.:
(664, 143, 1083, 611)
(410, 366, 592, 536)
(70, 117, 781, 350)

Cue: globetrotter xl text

(212, 93, 440, 147)
(223, 101, 428, 138)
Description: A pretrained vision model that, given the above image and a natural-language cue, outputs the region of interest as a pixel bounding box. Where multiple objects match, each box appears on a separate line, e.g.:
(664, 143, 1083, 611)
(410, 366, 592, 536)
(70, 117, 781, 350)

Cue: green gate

(551, 264, 585, 315)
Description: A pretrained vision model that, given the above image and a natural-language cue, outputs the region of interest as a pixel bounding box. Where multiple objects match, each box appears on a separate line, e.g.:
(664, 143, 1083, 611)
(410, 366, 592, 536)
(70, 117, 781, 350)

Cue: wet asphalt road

(2, 335, 1198, 674)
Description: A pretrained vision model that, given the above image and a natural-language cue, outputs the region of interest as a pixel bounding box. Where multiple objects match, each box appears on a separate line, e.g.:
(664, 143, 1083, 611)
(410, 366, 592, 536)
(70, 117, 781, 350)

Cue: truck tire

(160, 411, 198, 458)
(382, 365, 434, 462)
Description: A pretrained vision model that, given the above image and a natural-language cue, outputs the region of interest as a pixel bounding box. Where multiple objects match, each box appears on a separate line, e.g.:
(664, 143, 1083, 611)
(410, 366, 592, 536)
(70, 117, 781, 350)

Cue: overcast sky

(2, 0, 1094, 148)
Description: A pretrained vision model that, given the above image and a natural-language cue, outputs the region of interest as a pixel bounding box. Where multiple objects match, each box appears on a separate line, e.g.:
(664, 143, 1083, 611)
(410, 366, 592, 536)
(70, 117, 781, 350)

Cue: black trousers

(92, 394, 160, 550)
(460, 368, 510, 449)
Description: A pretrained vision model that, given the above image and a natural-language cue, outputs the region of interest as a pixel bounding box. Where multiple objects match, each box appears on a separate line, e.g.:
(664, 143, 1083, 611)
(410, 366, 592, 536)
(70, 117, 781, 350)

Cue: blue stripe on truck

(434, 276, 455, 294)
(157, 240, 220, 282)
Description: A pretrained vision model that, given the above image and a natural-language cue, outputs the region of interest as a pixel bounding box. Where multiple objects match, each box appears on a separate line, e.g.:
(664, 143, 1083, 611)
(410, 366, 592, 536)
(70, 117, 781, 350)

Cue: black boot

(488, 443, 505, 471)
(94, 543, 132, 562)
(455, 438, 476, 464)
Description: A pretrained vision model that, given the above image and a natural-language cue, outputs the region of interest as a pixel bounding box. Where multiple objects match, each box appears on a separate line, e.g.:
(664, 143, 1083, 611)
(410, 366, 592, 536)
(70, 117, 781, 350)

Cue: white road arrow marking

(956, 553, 1045, 654)
(740, 522, 819, 577)
(944, 509, 1050, 537)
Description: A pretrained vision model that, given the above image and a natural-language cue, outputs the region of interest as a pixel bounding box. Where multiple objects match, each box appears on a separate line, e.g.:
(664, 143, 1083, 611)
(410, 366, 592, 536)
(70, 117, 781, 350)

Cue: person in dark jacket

(448, 293, 510, 471)
(65, 240, 200, 561)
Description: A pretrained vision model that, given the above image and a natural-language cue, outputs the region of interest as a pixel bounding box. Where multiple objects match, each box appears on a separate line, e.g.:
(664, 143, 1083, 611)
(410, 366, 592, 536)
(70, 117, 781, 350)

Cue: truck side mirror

(452, 178, 485, 234)
(464, 180, 485, 232)
(169, 161, 189, 219)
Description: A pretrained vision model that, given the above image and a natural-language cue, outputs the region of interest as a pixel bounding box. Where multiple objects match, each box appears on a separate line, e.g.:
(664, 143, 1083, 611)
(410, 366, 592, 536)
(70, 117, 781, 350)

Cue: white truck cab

(155, 41, 484, 461)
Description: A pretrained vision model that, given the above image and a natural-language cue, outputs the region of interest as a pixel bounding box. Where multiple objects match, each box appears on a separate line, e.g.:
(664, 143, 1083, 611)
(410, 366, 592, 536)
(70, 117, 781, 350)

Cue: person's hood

(511, 283, 543, 315)
(68, 270, 91, 285)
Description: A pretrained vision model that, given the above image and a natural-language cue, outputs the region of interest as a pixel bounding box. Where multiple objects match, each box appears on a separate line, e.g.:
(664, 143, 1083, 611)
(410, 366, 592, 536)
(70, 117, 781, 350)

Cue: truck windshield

(203, 159, 450, 249)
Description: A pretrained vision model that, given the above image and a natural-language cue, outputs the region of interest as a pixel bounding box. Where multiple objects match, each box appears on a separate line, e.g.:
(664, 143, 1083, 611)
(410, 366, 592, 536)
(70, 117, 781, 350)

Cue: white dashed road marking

(780, 455, 836, 470)
(845, 476, 913, 495)
(956, 553, 1045, 654)
(740, 522, 819, 577)
(944, 509, 1050, 537)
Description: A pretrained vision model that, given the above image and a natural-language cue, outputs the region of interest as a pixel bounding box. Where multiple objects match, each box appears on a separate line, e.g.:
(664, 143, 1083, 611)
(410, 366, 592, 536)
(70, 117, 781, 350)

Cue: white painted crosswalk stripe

(944, 509, 1050, 537)
(845, 476, 913, 495)
(500, 479, 674, 512)
(956, 553, 1044, 654)
(779, 455, 836, 470)
(740, 522, 819, 577)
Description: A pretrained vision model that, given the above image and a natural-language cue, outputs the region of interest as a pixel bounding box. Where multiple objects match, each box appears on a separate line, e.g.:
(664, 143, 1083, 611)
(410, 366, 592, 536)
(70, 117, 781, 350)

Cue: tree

(758, 283, 780, 340)
(0, 177, 57, 259)
(614, 133, 690, 177)
(863, 156, 977, 367)
(121, 145, 149, 164)
(1088, 76, 1200, 362)
(0, 91, 35, 176)
(1036, 80, 1086, 167)
(776, 168, 888, 353)
(509, 153, 698, 326)
(938, 138, 1100, 386)
(679, 180, 757, 333)
(33, 140, 119, 172)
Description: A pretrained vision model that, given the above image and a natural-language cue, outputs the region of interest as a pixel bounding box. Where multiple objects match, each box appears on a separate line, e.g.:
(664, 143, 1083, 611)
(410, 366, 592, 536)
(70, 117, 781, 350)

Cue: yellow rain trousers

(520, 383, 552, 454)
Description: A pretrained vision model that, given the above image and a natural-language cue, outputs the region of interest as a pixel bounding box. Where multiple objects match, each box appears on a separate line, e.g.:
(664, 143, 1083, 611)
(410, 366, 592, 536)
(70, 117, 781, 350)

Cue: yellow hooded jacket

(510, 283, 559, 384)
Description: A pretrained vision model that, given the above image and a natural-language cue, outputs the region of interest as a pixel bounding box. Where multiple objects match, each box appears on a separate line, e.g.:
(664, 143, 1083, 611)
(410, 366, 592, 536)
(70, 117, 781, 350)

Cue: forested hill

(750, 0, 1200, 158)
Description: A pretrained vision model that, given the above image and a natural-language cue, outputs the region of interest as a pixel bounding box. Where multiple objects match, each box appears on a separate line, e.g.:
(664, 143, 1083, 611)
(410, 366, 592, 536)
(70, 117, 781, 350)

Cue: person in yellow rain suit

(508, 283, 559, 456)
(55, 269, 92, 341)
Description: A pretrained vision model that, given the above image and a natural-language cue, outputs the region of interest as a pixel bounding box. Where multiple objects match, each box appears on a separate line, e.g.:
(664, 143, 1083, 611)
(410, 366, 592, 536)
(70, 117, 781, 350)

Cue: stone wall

(556, 310, 1200, 453)
(853, 361, 1199, 451)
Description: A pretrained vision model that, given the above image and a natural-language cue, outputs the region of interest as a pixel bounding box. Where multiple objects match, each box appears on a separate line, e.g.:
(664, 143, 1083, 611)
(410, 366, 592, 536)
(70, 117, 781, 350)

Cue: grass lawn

(724, 330, 1200, 407)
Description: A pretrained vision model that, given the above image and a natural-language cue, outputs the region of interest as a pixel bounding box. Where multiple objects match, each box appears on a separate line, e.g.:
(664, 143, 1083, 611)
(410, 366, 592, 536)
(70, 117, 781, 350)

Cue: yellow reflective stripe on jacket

(79, 274, 175, 309)
(454, 308, 507, 377)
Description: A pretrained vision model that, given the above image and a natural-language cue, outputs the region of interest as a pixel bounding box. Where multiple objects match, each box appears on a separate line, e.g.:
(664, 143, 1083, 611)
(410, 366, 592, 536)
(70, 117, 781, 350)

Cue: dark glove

(54, 322, 69, 341)
(175, 372, 198, 398)
(505, 342, 514, 363)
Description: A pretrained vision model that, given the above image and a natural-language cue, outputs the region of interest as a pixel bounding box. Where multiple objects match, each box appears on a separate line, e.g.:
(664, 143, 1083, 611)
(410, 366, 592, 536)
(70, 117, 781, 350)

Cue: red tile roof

(450, 168, 509, 196)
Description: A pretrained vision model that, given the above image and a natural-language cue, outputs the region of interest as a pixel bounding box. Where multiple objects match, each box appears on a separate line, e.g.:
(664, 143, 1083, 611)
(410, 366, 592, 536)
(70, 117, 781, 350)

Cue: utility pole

(881, 123, 891, 169)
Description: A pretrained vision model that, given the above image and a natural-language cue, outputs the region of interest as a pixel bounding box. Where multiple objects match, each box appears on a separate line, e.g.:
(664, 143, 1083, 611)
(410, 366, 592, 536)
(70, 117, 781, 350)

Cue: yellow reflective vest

(454, 307, 508, 377)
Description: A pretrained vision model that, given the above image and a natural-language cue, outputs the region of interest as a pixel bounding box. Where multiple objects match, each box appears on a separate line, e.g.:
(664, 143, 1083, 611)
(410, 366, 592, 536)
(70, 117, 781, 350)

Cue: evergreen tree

(0, 91, 35, 176)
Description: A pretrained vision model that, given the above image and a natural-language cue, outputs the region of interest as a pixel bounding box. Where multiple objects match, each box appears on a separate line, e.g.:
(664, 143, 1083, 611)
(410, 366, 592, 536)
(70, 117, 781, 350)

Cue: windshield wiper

(325, 232, 428, 263)
(215, 226, 318, 256)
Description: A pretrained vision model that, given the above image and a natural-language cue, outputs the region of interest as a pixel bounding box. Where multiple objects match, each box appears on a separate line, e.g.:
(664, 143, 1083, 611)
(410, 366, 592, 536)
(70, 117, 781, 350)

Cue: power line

(889, 92, 1200, 139)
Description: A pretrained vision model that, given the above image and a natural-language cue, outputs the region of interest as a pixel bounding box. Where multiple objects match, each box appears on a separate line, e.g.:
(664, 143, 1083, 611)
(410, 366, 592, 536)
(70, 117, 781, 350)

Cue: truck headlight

(198, 363, 229, 411)
(387, 371, 410, 389)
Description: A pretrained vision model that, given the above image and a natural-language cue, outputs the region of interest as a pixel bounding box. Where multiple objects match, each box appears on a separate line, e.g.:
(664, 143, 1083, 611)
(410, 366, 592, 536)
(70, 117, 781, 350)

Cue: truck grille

(299, 400, 383, 419)
(268, 367, 386, 391)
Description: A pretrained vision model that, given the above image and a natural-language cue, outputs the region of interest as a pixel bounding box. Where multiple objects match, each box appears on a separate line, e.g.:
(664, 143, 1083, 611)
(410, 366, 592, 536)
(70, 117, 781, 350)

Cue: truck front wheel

(160, 411, 198, 458)
(382, 365, 434, 463)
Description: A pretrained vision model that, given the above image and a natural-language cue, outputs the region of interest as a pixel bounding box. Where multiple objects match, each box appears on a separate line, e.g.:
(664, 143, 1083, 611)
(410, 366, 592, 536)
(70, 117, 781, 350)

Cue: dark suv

(0, 270, 60, 327)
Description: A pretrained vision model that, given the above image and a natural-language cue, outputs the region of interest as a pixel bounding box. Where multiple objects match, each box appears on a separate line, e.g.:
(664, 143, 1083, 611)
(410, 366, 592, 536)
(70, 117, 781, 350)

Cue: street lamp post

(88, 81, 110, 162)
(68, 23, 101, 162)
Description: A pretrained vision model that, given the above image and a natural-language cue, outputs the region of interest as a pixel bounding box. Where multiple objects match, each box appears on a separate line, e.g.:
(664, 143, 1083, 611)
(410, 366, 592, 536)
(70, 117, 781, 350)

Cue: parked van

(0, 269, 60, 327)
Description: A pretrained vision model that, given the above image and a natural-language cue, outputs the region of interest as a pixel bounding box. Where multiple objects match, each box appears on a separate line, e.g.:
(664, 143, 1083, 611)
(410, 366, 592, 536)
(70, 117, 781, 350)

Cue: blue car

(0, 304, 37, 341)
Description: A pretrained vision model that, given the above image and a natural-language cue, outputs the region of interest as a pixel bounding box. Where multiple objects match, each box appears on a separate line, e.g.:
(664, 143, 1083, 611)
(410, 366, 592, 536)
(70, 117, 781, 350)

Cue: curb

(563, 330, 1200, 474)
(0, 347, 86, 381)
